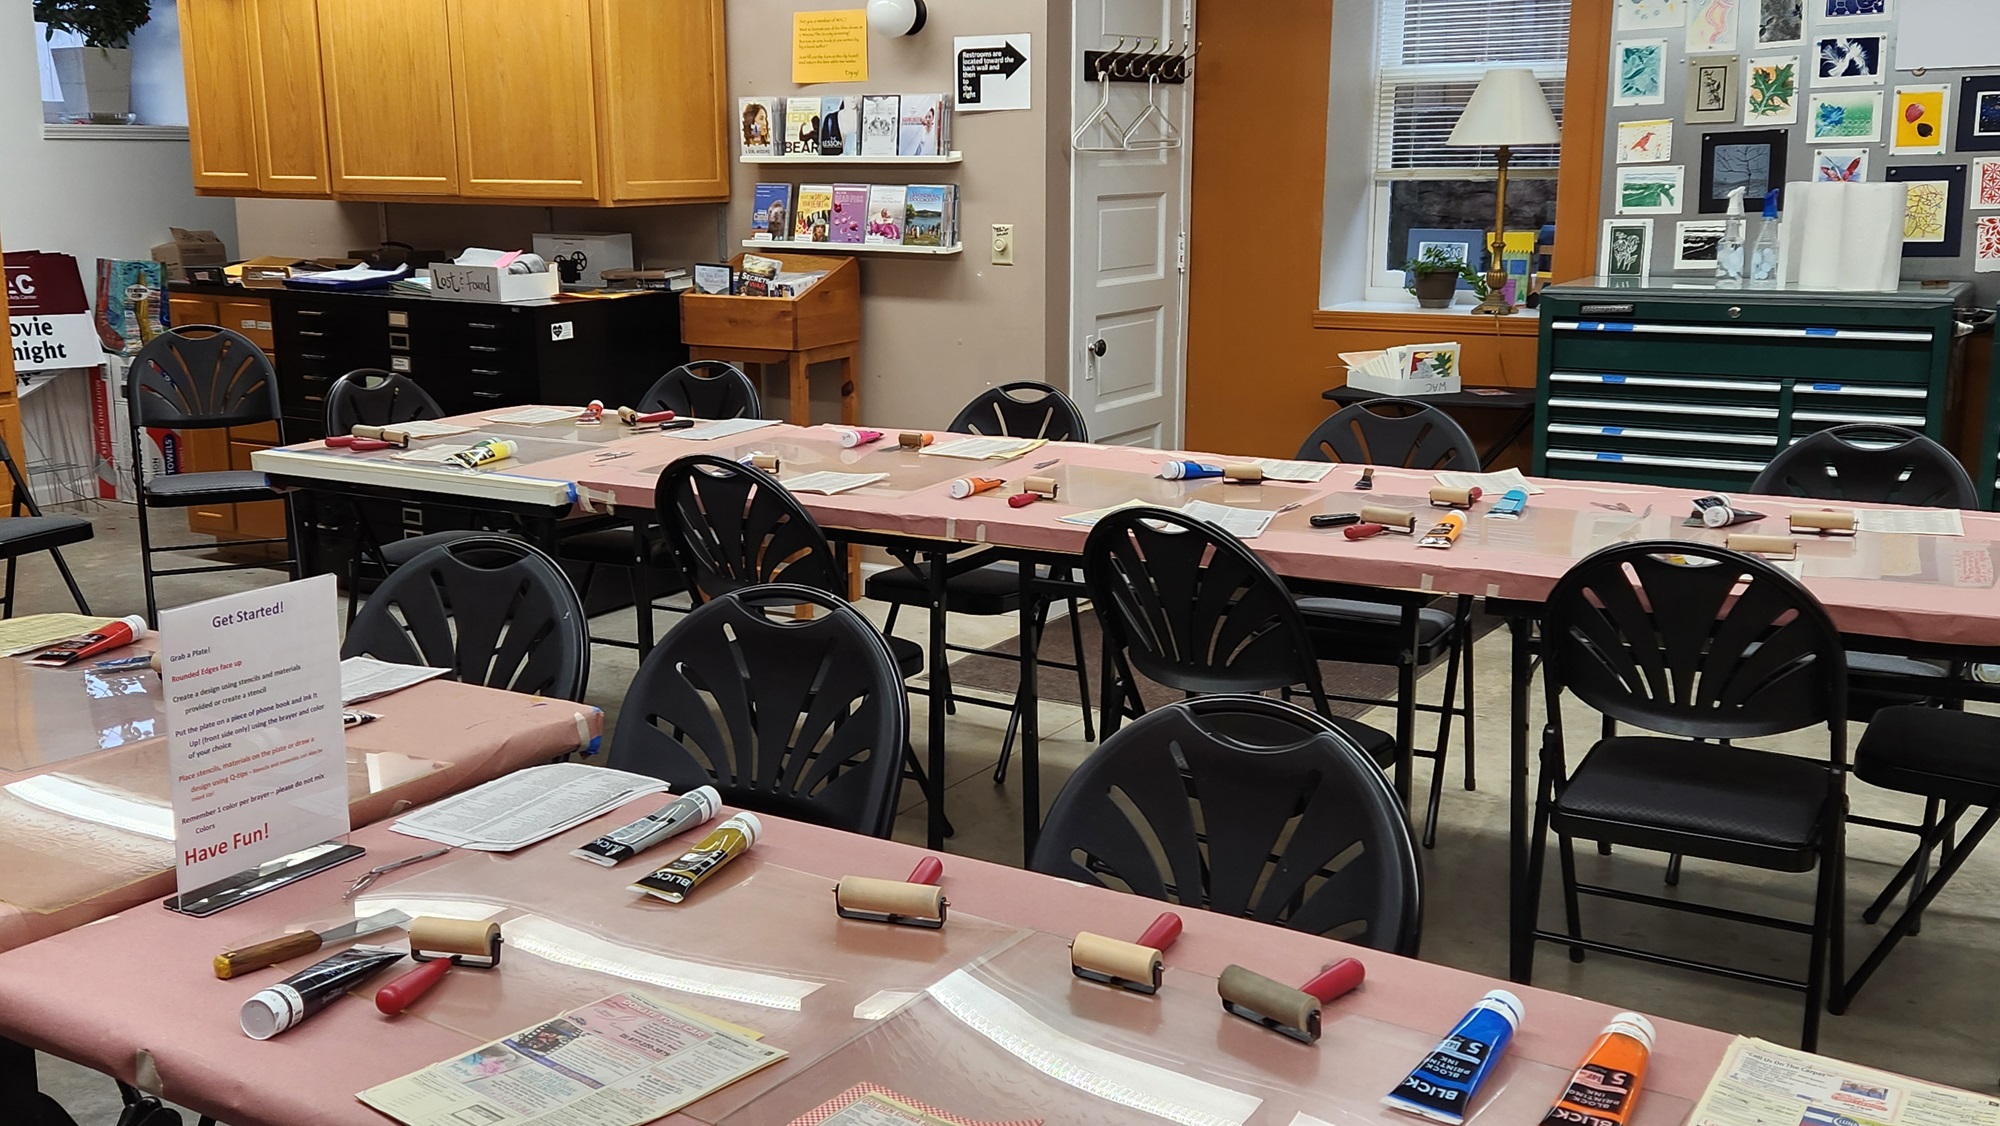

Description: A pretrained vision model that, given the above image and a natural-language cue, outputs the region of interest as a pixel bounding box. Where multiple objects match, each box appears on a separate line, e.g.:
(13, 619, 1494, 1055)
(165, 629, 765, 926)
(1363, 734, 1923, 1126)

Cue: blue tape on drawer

(1601, 426, 1625, 435)
(1596, 452, 1625, 461)
(1581, 322, 1635, 332)
(1805, 328, 1837, 337)
(1599, 374, 1627, 383)
(1809, 383, 1843, 391)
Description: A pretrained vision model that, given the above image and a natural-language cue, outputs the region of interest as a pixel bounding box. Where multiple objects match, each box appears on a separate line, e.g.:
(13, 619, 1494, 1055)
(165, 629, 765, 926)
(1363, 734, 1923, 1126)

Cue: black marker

(659, 418, 696, 431)
(1310, 513, 1362, 528)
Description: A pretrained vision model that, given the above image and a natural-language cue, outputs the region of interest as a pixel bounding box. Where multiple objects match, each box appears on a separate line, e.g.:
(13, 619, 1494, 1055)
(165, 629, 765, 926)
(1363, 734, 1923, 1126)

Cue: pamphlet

(357, 991, 786, 1126)
(1853, 507, 1965, 536)
(390, 420, 477, 439)
(391, 762, 669, 851)
(1181, 499, 1276, 540)
(0, 613, 115, 658)
(1249, 459, 1335, 482)
(679, 418, 783, 442)
(1058, 499, 1152, 527)
(1435, 468, 1545, 496)
(1688, 1036, 2000, 1126)
(785, 471, 889, 495)
(921, 437, 1048, 461)
(339, 655, 452, 705)
(482, 406, 583, 426)
(789, 1084, 1043, 1126)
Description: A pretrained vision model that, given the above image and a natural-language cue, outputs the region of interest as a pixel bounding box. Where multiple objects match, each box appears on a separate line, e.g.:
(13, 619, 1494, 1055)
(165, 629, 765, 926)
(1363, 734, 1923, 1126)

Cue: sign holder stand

(163, 840, 365, 916)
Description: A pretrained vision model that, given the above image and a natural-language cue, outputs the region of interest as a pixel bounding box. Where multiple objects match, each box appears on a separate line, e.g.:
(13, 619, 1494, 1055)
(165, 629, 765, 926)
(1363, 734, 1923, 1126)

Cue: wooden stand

(680, 252, 861, 425)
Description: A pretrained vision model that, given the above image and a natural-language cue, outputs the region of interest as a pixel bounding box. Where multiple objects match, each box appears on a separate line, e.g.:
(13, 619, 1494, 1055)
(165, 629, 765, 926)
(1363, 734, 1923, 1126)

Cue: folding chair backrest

(129, 326, 280, 429)
(655, 455, 841, 602)
(1297, 398, 1480, 471)
(1751, 424, 1978, 509)
(638, 361, 762, 420)
(948, 382, 1089, 442)
(326, 369, 445, 432)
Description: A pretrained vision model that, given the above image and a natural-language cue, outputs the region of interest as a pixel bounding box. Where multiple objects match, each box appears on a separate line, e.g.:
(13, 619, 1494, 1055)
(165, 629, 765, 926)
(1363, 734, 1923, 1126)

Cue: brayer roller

(374, 916, 503, 1015)
(1218, 958, 1365, 1044)
(1071, 911, 1182, 994)
(833, 856, 947, 927)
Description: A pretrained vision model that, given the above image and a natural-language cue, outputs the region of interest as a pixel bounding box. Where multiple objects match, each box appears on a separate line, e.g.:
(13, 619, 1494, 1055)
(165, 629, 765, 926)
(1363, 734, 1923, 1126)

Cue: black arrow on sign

(957, 42, 1027, 104)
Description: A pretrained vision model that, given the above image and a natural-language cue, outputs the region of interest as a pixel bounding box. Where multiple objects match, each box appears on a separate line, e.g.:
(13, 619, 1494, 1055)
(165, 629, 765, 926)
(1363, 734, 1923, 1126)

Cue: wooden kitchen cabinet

(182, 0, 726, 205)
(318, 0, 458, 197)
(448, 0, 600, 200)
(181, 0, 330, 195)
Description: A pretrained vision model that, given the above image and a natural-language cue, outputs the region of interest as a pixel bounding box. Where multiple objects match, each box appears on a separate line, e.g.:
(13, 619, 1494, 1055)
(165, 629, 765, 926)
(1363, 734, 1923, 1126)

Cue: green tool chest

(1534, 280, 1971, 497)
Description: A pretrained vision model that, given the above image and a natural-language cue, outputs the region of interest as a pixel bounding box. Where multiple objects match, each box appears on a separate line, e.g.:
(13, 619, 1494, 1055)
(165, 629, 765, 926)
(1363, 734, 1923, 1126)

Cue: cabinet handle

(471, 391, 505, 400)
(468, 322, 500, 331)
(470, 368, 504, 377)
(297, 330, 325, 339)
(299, 373, 328, 383)
(297, 309, 325, 318)
(300, 352, 328, 361)
(468, 344, 501, 353)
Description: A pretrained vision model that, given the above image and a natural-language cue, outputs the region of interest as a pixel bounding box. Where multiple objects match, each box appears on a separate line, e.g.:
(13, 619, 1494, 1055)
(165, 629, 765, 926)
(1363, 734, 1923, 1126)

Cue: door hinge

(1176, 231, 1187, 274)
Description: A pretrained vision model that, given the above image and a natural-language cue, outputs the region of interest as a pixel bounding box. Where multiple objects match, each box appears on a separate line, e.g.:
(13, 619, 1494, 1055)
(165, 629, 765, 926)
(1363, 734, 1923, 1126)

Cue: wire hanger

(1071, 38, 1130, 153)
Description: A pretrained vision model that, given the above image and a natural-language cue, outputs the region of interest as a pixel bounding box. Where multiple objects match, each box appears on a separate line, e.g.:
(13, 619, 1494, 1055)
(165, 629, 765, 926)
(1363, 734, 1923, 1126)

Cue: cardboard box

(532, 232, 634, 288)
(150, 228, 228, 282)
(428, 261, 561, 303)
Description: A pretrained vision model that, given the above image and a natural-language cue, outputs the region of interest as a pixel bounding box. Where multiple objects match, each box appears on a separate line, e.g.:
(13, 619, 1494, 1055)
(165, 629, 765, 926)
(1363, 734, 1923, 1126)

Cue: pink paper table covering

(0, 798, 1732, 1126)
(0, 646, 602, 954)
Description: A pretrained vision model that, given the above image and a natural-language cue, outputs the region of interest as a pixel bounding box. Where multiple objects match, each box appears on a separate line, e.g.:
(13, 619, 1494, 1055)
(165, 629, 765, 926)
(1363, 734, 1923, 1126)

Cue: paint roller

(1790, 509, 1857, 536)
(1070, 912, 1182, 994)
(899, 431, 936, 449)
(833, 857, 947, 927)
(1728, 533, 1798, 559)
(351, 425, 411, 448)
(1428, 485, 1482, 508)
(1358, 505, 1417, 533)
(1217, 958, 1365, 1044)
(374, 917, 503, 1015)
(617, 406, 676, 425)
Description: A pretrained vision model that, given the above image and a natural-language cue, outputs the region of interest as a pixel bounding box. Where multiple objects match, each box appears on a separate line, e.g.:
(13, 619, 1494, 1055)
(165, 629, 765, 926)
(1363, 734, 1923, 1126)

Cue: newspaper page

(391, 763, 668, 851)
(358, 991, 787, 1126)
(1689, 1037, 2000, 1126)
(788, 1083, 1042, 1126)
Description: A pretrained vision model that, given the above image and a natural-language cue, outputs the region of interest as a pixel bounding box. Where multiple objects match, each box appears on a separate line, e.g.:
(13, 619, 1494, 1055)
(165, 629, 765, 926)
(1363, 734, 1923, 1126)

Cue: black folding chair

(1526, 541, 1848, 1050)
(343, 534, 589, 702)
(868, 382, 1097, 783)
(609, 584, 909, 837)
(1031, 695, 1422, 953)
(128, 326, 299, 624)
(556, 362, 760, 656)
(0, 433, 91, 617)
(1296, 398, 1481, 847)
(1082, 505, 1397, 769)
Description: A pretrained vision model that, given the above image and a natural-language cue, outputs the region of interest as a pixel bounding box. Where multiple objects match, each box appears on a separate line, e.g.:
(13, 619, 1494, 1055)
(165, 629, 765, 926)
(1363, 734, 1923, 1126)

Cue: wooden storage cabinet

(182, 0, 726, 204)
(166, 294, 289, 545)
(1534, 281, 1969, 494)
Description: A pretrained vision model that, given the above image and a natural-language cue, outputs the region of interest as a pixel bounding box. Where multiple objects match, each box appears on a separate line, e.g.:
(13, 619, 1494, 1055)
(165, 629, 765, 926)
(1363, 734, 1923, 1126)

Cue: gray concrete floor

(12, 499, 2000, 1122)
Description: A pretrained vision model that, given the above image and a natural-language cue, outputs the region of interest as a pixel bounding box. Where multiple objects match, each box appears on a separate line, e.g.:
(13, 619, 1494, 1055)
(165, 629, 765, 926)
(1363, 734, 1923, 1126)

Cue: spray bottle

(1749, 189, 1782, 289)
(1715, 186, 1747, 288)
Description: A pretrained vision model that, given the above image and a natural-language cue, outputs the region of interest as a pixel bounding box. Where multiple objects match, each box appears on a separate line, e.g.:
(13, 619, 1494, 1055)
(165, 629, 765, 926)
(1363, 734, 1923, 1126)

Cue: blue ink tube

(1383, 989, 1524, 1124)
(1161, 461, 1224, 480)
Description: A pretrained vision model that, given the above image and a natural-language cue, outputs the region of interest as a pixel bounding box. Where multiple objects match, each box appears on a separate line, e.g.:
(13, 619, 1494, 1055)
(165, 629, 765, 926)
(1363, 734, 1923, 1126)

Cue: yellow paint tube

(629, 812, 762, 903)
(1418, 511, 1465, 549)
(447, 439, 519, 470)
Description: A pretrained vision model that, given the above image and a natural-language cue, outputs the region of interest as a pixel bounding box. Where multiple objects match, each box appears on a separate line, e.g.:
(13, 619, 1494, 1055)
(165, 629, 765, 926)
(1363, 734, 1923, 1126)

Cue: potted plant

(1403, 246, 1490, 310)
(37, 0, 153, 124)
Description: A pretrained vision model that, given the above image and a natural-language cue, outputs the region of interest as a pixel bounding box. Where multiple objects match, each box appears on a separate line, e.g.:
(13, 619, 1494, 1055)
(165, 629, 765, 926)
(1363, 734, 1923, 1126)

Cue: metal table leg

(1, 1035, 76, 1126)
(1018, 559, 1043, 865)
(1508, 615, 1535, 983)
(926, 548, 950, 851)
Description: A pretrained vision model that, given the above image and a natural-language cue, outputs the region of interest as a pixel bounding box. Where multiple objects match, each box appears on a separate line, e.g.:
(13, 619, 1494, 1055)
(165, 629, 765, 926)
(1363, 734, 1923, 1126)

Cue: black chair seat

(1553, 736, 1833, 871)
(1298, 598, 1458, 664)
(141, 470, 278, 507)
(557, 525, 675, 568)
(1332, 716, 1397, 769)
(380, 529, 501, 568)
(866, 556, 1023, 616)
(1856, 706, 2000, 805)
(1847, 651, 1951, 680)
(887, 635, 924, 680)
(0, 515, 93, 555)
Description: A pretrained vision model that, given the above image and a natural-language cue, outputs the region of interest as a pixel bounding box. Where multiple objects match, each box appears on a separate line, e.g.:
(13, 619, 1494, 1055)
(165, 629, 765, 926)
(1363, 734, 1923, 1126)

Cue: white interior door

(1069, 0, 1193, 449)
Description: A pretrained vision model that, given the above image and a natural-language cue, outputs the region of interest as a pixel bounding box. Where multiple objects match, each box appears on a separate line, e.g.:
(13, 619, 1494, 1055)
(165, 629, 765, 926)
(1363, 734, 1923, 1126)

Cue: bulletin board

(1598, 0, 2000, 300)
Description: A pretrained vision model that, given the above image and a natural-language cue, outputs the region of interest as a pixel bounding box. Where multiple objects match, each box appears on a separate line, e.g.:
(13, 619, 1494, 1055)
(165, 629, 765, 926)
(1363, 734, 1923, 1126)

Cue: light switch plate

(991, 224, 1014, 266)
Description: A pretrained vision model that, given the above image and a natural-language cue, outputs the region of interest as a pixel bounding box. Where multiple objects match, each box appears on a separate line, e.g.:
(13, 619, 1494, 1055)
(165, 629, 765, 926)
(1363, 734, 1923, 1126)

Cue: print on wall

(1978, 215, 2000, 273)
(1700, 130, 1789, 212)
(1884, 164, 1967, 258)
(1745, 55, 1800, 124)
(1757, 0, 1804, 45)
(1892, 86, 1951, 156)
(1686, 0, 1740, 53)
(1686, 54, 1740, 124)
(1618, 118, 1676, 163)
(1617, 0, 1687, 29)
(1954, 75, 2000, 154)
(1617, 166, 1687, 214)
(1809, 91, 1884, 141)
(1820, 0, 1892, 20)
(1815, 147, 1870, 181)
(1975, 158, 2000, 208)
(1615, 40, 1669, 106)
(1600, 219, 1656, 278)
(1815, 34, 1885, 88)
(1675, 220, 1730, 268)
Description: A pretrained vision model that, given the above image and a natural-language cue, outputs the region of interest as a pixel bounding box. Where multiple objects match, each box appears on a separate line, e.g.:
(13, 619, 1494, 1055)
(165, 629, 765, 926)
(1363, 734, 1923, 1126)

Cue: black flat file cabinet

(1535, 280, 1972, 498)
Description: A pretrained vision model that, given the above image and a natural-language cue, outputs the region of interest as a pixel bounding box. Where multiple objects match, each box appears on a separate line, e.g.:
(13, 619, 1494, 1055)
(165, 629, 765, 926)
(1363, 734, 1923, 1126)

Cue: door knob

(1090, 338, 1107, 357)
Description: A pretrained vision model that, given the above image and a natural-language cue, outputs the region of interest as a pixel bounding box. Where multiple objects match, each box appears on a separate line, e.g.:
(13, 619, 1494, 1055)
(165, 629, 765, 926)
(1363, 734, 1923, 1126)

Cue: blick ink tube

(1383, 989, 1524, 1124)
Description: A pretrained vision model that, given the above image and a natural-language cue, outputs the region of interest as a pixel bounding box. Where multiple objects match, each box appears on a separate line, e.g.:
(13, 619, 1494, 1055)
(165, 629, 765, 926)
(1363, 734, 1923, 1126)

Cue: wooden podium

(679, 252, 861, 425)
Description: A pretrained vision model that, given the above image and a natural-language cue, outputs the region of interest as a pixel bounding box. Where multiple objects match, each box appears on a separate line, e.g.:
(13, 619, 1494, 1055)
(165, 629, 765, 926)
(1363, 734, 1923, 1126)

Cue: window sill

(1314, 300, 1540, 336)
(43, 124, 189, 141)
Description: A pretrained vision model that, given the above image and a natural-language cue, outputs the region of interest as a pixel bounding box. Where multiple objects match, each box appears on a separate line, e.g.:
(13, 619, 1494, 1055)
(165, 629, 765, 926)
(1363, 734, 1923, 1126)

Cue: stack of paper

(1250, 459, 1334, 482)
(390, 763, 670, 851)
(0, 613, 114, 658)
(921, 436, 1047, 461)
(340, 656, 452, 705)
(1436, 468, 1544, 495)
(390, 420, 476, 439)
(482, 406, 583, 425)
(679, 418, 782, 441)
(786, 471, 888, 494)
(1181, 499, 1276, 539)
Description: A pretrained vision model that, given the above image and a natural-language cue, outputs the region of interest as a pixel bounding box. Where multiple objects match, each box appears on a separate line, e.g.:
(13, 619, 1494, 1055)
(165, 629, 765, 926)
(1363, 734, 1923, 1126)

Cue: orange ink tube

(1539, 1012, 1655, 1126)
(949, 476, 1004, 499)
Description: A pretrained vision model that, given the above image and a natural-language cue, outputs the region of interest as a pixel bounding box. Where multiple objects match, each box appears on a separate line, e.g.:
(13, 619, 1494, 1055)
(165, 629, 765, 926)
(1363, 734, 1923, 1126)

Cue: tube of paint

(1418, 511, 1465, 549)
(570, 786, 722, 867)
(1691, 494, 1736, 528)
(1383, 989, 1523, 1124)
(949, 476, 1005, 499)
(448, 439, 518, 470)
(27, 615, 148, 667)
(1160, 461, 1224, 480)
(840, 428, 884, 448)
(240, 946, 405, 1040)
(1539, 1012, 1655, 1126)
(629, 812, 762, 903)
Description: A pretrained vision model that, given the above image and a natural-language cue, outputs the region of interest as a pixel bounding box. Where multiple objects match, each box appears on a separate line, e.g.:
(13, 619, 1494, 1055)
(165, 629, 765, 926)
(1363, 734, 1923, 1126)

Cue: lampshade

(1447, 67, 1560, 147)
(867, 0, 927, 36)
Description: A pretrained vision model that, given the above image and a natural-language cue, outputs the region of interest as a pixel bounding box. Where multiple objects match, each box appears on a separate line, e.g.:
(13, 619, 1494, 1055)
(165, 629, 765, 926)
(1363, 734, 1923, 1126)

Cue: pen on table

(1031, 458, 1060, 470)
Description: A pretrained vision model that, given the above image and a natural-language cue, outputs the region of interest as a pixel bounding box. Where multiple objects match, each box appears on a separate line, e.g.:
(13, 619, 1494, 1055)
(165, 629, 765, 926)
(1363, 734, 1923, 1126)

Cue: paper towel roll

(1840, 182, 1906, 293)
(1794, 182, 1847, 291)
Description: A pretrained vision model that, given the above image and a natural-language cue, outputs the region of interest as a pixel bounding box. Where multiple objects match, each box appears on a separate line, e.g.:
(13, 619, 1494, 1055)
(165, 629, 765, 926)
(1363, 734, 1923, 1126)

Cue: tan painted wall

(234, 0, 1068, 430)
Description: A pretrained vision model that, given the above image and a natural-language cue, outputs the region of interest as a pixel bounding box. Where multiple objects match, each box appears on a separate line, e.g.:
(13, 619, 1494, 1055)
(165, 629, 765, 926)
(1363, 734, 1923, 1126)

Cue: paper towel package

(1781, 181, 1906, 293)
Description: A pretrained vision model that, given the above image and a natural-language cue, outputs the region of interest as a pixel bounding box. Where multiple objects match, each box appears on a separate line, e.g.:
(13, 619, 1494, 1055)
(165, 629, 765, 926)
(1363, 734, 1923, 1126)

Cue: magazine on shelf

(860, 95, 900, 156)
(866, 185, 907, 245)
(831, 184, 867, 244)
(794, 184, 834, 243)
(899, 94, 948, 156)
(750, 183, 792, 242)
(784, 97, 821, 157)
(738, 96, 778, 157)
(905, 185, 948, 247)
(819, 96, 853, 157)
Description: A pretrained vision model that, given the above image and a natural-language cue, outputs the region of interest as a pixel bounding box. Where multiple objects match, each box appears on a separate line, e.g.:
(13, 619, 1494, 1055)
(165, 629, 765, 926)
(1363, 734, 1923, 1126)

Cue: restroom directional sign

(955, 34, 1031, 112)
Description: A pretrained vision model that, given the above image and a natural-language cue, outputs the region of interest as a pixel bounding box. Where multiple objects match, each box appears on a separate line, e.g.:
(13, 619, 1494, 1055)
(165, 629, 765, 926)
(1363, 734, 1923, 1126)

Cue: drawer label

(551, 321, 575, 342)
(390, 356, 411, 372)
(1579, 304, 1636, 316)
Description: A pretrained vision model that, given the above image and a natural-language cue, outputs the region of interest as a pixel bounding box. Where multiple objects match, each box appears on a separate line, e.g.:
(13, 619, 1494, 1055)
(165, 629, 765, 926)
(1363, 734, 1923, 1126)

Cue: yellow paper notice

(793, 9, 869, 84)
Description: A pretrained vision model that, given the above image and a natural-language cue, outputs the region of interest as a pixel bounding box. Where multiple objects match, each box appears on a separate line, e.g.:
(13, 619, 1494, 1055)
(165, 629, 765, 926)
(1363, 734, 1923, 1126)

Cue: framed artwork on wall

(1884, 164, 1967, 258)
(1685, 54, 1740, 124)
(1699, 130, 1790, 212)
(1955, 75, 2000, 153)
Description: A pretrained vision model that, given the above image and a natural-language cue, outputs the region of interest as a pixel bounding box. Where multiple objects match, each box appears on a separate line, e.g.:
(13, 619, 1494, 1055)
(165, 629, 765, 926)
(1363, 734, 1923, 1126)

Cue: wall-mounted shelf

(740, 151, 963, 165)
(742, 241, 962, 256)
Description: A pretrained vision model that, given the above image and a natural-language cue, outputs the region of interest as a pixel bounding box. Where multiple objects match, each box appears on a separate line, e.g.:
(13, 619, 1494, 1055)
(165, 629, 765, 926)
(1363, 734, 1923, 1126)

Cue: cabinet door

(247, 0, 330, 194)
(229, 437, 288, 541)
(593, 0, 728, 202)
(319, 0, 458, 196)
(179, 0, 259, 192)
(169, 295, 219, 329)
(446, 0, 599, 200)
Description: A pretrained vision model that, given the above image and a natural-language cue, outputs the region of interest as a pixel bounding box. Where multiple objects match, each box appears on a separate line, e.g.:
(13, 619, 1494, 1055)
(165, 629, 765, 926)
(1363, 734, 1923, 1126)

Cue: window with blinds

(1374, 0, 1570, 177)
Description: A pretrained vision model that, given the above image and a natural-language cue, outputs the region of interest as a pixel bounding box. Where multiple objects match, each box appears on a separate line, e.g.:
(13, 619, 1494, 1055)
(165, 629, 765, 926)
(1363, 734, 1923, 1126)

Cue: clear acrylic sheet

(353, 848, 1024, 1120)
(632, 434, 981, 498)
(0, 656, 161, 774)
(713, 932, 1695, 1126)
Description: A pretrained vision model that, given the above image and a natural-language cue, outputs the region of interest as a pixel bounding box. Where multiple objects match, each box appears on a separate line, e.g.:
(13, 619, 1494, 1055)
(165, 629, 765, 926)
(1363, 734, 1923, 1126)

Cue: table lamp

(1447, 67, 1560, 316)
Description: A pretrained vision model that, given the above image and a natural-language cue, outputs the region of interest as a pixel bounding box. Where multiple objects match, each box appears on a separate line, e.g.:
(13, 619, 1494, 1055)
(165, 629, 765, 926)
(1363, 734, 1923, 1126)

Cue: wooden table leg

(839, 348, 860, 427)
(788, 352, 812, 426)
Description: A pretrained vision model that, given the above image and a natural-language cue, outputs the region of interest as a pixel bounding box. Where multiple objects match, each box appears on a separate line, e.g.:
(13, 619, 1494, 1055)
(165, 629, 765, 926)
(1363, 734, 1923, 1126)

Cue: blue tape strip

(1596, 452, 1625, 461)
(1600, 374, 1627, 383)
(1601, 426, 1624, 436)
(1805, 327, 1837, 337)
(1579, 321, 1634, 332)
(1809, 382, 1842, 391)
(583, 734, 602, 756)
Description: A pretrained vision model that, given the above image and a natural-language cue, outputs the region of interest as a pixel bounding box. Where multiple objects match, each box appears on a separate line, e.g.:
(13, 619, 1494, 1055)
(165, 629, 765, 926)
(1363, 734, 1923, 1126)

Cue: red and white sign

(5, 251, 100, 372)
